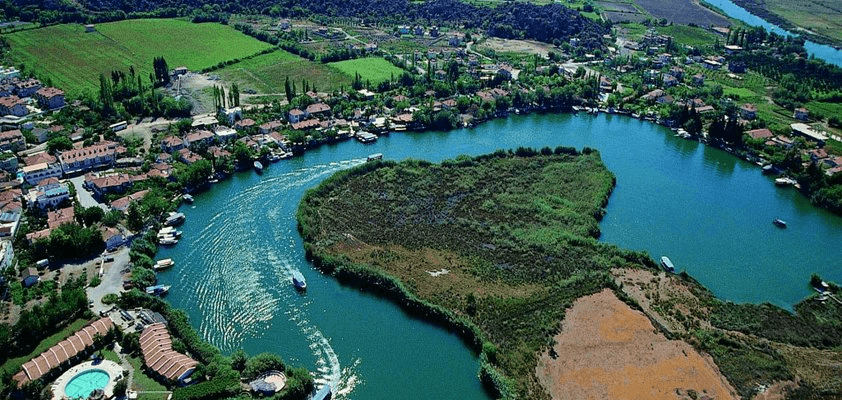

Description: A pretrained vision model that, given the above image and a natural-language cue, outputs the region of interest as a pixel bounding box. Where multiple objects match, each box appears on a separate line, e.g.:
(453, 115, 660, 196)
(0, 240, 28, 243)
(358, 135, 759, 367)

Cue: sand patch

(536, 289, 738, 400)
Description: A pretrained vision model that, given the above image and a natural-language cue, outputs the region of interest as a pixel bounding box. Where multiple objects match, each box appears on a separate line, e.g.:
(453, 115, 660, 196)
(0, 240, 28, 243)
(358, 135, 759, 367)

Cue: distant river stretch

(157, 113, 842, 399)
(702, 0, 842, 67)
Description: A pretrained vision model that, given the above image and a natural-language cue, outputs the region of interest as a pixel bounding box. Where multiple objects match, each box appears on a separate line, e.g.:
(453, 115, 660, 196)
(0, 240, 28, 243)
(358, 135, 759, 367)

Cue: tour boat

(292, 271, 307, 290)
(145, 285, 170, 296)
(153, 259, 175, 270)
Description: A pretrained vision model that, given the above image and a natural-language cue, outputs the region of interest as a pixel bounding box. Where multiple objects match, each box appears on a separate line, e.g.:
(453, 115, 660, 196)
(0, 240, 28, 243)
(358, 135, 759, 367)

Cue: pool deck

(52, 360, 124, 400)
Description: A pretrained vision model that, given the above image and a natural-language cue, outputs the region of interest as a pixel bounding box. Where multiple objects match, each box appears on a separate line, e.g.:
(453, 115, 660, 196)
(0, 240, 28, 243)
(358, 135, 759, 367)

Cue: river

(702, 0, 842, 67)
(156, 112, 842, 399)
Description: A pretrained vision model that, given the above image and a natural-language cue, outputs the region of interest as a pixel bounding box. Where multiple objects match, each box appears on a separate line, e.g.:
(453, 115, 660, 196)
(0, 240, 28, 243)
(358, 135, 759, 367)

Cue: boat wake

(162, 159, 365, 395)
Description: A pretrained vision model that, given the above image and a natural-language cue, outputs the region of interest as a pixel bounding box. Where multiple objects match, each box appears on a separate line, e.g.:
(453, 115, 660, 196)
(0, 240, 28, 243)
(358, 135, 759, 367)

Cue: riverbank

(724, 0, 842, 47)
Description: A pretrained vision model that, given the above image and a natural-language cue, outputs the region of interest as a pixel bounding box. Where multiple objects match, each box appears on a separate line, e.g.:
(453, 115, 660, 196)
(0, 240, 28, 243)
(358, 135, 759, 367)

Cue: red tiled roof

(35, 87, 64, 99)
(14, 318, 113, 386)
(47, 206, 74, 229)
(292, 119, 321, 130)
(24, 152, 57, 166)
(747, 128, 773, 140)
(139, 323, 198, 381)
(305, 103, 331, 114)
(60, 142, 117, 164)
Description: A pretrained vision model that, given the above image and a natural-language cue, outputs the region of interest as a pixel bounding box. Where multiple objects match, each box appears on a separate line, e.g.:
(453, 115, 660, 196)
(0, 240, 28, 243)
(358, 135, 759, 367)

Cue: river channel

(702, 0, 842, 67)
(156, 112, 842, 399)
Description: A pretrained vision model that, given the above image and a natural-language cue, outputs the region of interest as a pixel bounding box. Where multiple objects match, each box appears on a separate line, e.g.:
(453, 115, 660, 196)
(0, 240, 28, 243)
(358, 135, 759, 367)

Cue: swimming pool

(63, 369, 110, 399)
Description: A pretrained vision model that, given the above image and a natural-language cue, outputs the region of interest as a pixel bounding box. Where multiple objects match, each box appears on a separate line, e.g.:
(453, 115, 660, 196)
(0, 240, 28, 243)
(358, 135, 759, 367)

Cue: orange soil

(536, 289, 738, 400)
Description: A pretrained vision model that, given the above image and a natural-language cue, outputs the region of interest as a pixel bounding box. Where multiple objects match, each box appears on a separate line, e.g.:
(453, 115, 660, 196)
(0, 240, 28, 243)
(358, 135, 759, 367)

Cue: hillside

(8, 0, 607, 48)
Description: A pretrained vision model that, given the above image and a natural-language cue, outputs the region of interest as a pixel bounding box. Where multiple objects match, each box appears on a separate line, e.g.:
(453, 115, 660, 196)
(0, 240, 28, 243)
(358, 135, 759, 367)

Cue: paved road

(86, 247, 130, 315)
(69, 176, 109, 211)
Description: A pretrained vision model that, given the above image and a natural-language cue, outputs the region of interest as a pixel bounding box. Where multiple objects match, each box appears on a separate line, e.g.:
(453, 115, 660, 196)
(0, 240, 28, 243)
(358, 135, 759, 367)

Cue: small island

(298, 149, 842, 399)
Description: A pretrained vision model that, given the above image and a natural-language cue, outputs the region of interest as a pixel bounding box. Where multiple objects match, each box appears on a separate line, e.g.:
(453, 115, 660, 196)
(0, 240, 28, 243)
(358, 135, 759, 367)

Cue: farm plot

(603, 11, 651, 23)
(327, 57, 406, 85)
(4, 19, 272, 96)
(633, 0, 730, 26)
(214, 49, 352, 95)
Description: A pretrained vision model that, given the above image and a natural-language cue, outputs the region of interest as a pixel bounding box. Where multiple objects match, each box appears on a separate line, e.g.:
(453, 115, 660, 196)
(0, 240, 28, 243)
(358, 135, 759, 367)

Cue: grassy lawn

(4, 19, 272, 96)
(137, 394, 171, 400)
(215, 49, 352, 94)
(327, 57, 405, 85)
(126, 355, 167, 392)
(0, 318, 91, 377)
(656, 25, 720, 47)
(99, 348, 122, 364)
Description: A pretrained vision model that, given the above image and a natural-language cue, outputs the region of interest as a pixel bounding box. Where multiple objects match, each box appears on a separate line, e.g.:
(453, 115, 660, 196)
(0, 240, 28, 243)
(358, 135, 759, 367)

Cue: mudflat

(536, 289, 738, 400)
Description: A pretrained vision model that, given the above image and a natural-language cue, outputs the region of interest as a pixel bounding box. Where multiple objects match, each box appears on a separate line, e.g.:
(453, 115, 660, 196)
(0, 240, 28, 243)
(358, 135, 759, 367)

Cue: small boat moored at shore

(775, 177, 797, 186)
(292, 271, 307, 290)
(145, 285, 170, 296)
(254, 161, 264, 171)
(660, 256, 676, 273)
(356, 131, 378, 143)
(165, 212, 186, 226)
(367, 153, 383, 162)
(159, 236, 178, 246)
(773, 219, 787, 228)
(182, 194, 194, 203)
(153, 259, 175, 270)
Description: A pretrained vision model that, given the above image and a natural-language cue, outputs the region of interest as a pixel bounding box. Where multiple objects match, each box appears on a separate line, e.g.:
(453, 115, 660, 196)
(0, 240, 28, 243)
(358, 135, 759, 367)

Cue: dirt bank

(536, 289, 738, 400)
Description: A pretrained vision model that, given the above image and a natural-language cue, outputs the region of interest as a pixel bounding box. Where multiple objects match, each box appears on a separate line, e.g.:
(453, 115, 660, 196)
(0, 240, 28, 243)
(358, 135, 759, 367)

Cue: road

(86, 247, 130, 315)
(69, 176, 108, 211)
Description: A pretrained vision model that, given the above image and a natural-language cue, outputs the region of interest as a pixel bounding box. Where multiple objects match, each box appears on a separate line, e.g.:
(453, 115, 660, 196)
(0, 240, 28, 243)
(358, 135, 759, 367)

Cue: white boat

(159, 237, 178, 245)
(775, 177, 797, 186)
(153, 259, 175, 270)
(165, 212, 185, 226)
(145, 285, 170, 296)
(367, 153, 383, 162)
(254, 161, 264, 171)
(292, 271, 307, 290)
(356, 131, 378, 143)
(660, 256, 676, 273)
(182, 194, 194, 203)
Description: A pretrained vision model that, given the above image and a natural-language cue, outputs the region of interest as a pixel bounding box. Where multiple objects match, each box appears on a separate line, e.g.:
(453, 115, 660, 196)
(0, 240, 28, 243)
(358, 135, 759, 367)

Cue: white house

(26, 177, 70, 209)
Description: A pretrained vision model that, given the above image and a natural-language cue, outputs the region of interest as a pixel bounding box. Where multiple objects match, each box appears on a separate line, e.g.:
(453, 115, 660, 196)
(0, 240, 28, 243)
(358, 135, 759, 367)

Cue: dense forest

(4, 0, 606, 47)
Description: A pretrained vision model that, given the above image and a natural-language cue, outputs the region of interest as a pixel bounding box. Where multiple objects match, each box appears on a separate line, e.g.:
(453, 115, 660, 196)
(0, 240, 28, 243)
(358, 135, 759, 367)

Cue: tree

(231, 349, 248, 371)
(78, 206, 105, 226)
(284, 76, 294, 103)
(47, 136, 73, 153)
(126, 202, 144, 232)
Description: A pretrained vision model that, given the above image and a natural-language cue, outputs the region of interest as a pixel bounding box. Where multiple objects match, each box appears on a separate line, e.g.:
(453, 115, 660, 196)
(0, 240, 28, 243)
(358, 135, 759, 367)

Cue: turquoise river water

(157, 113, 842, 399)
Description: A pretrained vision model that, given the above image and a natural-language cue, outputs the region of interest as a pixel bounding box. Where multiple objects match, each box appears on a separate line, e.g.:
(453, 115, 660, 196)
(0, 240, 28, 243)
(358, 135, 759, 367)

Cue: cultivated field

(536, 289, 738, 400)
(764, 0, 842, 44)
(213, 49, 352, 95)
(3, 19, 272, 96)
(634, 0, 730, 26)
(327, 57, 406, 85)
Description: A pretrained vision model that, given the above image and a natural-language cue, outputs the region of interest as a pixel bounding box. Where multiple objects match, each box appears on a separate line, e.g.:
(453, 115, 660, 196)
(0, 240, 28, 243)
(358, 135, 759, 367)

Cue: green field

(327, 57, 405, 85)
(214, 49, 352, 94)
(655, 25, 720, 47)
(764, 0, 842, 44)
(4, 19, 273, 96)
